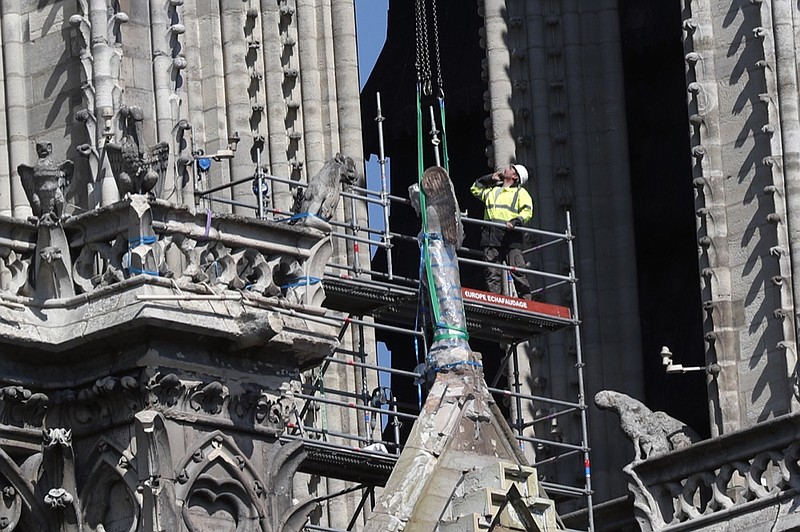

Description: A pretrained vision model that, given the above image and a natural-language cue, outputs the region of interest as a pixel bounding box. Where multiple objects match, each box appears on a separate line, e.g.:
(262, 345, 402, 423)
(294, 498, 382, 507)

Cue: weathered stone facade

(596, 0, 800, 528)
(6, 0, 800, 530)
(0, 1, 370, 530)
(0, 184, 341, 530)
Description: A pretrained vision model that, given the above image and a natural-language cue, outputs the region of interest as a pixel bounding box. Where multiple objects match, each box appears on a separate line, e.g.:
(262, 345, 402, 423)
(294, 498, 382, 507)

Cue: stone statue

(17, 141, 74, 223)
(408, 165, 470, 367)
(595, 390, 701, 462)
(106, 105, 169, 197)
(17, 142, 76, 300)
(292, 153, 358, 224)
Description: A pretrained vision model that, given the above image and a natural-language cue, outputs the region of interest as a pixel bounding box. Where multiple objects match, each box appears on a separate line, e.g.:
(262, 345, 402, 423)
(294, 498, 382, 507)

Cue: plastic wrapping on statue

(425, 239, 471, 367)
(409, 166, 473, 369)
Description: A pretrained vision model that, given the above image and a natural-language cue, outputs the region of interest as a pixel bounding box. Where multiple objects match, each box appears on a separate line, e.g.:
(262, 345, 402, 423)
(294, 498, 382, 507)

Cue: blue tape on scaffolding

(128, 235, 157, 247)
(128, 266, 160, 276)
(274, 212, 326, 223)
(280, 276, 322, 289)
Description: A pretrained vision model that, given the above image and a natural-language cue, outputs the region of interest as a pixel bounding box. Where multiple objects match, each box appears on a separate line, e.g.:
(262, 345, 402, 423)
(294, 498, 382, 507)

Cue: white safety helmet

(512, 164, 529, 186)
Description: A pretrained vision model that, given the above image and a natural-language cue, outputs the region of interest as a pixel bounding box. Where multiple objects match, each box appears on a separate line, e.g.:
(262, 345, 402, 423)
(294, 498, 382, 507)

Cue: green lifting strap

(438, 95, 450, 173)
(416, 84, 468, 342)
(416, 82, 443, 328)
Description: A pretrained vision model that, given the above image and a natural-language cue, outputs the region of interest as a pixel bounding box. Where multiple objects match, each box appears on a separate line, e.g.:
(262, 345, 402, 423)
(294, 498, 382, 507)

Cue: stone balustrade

(628, 412, 800, 531)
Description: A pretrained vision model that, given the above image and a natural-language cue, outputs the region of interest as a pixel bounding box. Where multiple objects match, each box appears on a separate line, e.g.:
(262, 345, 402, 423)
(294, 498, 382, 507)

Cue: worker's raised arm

(470, 172, 499, 199)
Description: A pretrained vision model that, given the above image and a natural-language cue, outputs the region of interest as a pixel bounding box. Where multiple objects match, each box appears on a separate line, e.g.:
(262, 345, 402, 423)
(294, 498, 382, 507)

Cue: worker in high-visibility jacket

(470, 164, 533, 299)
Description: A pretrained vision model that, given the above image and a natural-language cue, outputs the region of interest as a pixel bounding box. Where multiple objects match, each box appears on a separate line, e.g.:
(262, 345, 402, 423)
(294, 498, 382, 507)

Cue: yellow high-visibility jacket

(470, 178, 534, 225)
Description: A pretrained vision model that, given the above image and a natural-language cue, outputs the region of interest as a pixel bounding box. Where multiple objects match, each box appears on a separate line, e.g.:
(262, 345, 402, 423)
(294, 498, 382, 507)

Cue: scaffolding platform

(323, 277, 574, 343)
(196, 159, 594, 528)
(294, 440, 396, 486)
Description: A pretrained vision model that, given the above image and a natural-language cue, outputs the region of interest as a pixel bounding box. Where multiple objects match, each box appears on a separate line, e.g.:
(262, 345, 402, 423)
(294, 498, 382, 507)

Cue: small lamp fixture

(212, 132, 241, 161)
(660, 346, 674, 367)
(659, 345, 720, 376)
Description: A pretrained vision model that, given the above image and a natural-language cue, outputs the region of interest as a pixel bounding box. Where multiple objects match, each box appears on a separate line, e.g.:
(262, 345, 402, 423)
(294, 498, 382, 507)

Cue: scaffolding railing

(191, 104, 594, 532)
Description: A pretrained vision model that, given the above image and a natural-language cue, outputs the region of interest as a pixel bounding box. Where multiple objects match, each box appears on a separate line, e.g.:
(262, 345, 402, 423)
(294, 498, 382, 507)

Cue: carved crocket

(595, 390, 701, 462)
(106, 105, 169, 197)
(17, 141, 74, 222)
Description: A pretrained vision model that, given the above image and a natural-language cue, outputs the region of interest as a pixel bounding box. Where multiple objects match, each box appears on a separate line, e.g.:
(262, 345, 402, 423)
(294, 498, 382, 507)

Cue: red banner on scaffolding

(461, 288, 572, 319)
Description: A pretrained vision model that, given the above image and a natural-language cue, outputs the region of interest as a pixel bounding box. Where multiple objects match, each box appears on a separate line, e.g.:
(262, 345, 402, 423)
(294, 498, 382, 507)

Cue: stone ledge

(0, 276, 340, 365)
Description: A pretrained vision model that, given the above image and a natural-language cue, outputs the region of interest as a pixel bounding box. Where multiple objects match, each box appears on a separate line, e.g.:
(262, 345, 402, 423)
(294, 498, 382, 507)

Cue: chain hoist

(430, 0, 444, 98)
(414, 0, 458, 368)
(414, 0, 433, 96)
(415, 0, 449, 170)
(415, 0, 445, 98)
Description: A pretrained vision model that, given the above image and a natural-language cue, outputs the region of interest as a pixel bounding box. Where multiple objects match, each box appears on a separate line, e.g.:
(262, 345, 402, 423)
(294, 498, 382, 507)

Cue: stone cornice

(0, 195, 338, 364)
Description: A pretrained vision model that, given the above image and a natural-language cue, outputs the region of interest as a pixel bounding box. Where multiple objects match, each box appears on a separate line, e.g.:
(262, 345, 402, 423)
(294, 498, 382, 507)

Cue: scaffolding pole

(190, 128, 594, 531)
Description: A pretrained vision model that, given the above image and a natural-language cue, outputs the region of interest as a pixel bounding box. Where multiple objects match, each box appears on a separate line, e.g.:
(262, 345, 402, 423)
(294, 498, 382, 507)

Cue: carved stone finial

(407, 166, 470, 367)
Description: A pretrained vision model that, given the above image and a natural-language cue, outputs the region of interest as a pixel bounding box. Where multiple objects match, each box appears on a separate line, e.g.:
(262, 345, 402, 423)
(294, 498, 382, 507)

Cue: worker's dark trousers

(484, 246, 530, 298)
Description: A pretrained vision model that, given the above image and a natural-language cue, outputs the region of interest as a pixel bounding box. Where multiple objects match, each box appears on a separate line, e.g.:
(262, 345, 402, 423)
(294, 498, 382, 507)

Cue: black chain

(430, 0, 444, 97)
(415, 0, 433, 95)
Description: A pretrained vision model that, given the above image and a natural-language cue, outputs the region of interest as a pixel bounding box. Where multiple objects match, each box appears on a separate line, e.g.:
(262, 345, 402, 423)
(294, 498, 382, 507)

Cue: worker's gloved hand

(477, 174, 498, 186)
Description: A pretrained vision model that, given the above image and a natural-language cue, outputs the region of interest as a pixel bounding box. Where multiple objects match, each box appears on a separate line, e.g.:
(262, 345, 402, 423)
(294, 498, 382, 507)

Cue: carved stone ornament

(0, 386, 49, 427)
(0, 194, 337, 362)
(17, 141, 74, 223)
(148, 372, 185, 407)
(594, 390, 700, 462)
(292, 153, 359, 228)
(42, 428, 72, 448)
(106, 106, 169, 197)
(14, 141, 77, 300)
(188, 381, 229, 415)
(174, 432, 317, 531)
(44, 488, 74, 509)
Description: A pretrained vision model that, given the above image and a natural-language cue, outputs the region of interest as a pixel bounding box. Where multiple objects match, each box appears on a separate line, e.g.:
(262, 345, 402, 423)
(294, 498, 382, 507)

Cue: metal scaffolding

(192, 97, 595, 531)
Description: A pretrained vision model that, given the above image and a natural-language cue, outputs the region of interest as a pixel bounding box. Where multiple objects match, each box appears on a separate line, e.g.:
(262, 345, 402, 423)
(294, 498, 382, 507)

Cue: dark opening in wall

(617, 0, 709, 438)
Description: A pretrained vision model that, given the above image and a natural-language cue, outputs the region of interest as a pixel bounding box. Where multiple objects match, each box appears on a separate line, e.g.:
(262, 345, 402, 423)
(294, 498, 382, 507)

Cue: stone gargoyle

(292, 153, 358, 226)
(17, 141, 74, 224)
(595, 390, 701, 462)
(106, 105, 169, 197)
(17, 142, 76, 300)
